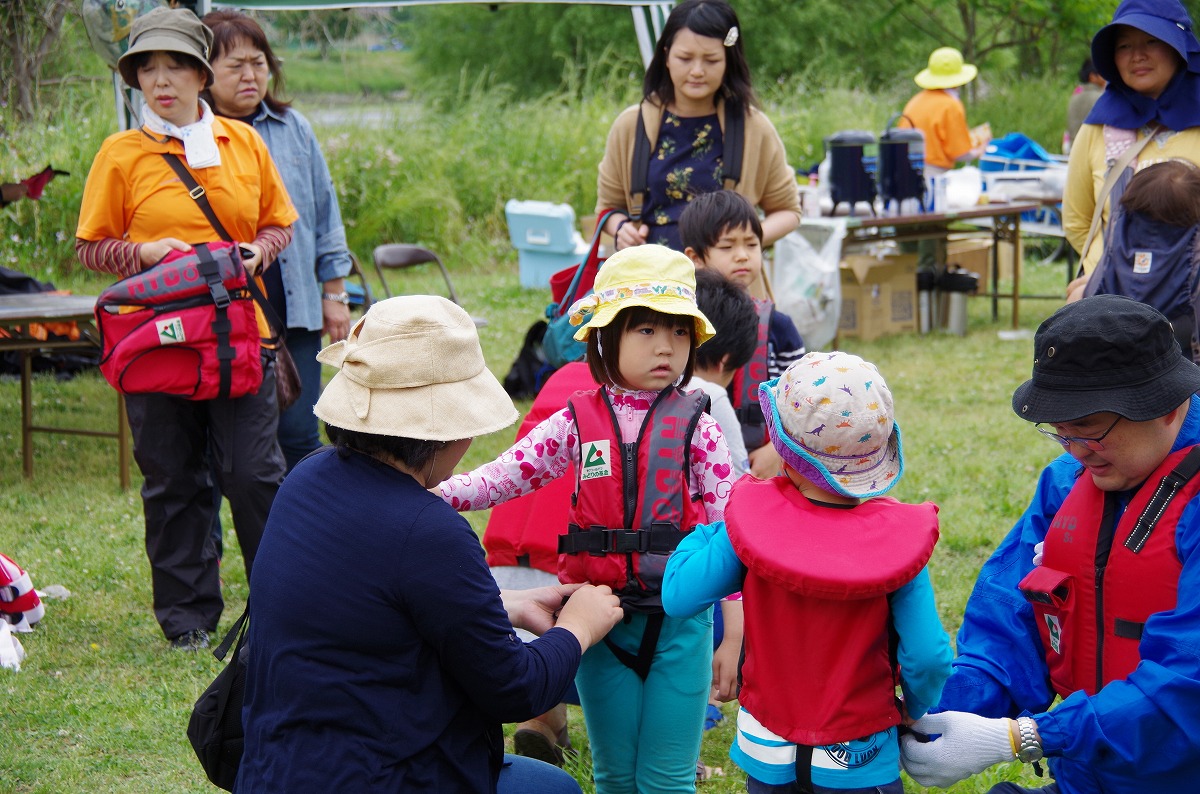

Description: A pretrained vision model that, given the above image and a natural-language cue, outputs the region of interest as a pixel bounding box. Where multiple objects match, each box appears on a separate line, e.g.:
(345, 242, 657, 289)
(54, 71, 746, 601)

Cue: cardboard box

(838, 253, 918, 341)
(947, 235, 1023, 282)
(947, 237, 991, 277)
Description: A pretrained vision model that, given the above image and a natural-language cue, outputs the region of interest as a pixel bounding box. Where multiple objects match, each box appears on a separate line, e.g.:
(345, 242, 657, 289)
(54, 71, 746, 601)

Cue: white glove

(1033, 541, 1044, 567)
(900, 711, 1015, 788)
(0, 621, 25, 672)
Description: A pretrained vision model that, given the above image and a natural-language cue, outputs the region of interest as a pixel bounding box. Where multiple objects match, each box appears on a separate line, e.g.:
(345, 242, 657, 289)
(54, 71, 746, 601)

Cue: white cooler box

(505, 199, 589, 289)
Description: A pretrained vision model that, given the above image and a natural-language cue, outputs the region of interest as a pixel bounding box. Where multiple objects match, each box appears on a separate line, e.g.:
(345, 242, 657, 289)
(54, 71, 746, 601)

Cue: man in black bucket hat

(901, 294, 1200, 794)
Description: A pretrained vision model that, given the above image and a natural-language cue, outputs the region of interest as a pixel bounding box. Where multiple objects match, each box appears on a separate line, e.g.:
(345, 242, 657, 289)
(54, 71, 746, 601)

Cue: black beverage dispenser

(878, 114, 927, 214)
(824, 130, 877, 216)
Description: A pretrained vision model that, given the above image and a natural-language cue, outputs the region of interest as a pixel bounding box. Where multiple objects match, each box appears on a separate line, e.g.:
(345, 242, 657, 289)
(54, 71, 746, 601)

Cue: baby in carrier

(1084, 159, 1200, 360)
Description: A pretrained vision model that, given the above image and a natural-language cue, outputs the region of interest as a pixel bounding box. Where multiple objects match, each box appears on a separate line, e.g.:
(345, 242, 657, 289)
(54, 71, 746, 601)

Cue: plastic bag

(769, 223, 845, 351)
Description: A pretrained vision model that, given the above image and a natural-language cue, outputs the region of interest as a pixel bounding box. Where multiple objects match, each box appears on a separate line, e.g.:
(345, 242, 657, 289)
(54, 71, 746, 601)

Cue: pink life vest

(726, 476, 939, 745)
(558, 387, 708, 611)
(1019, 446, 1199, 697)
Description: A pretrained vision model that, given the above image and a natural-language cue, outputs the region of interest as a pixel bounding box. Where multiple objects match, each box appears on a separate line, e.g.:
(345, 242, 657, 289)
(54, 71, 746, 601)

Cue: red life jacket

(558, 387, 708, 611)
(730, 298, 773, 450)
(726, 476, 939, 746)
(1019, 446, 1200, 697)
(482, 363, 598, 572)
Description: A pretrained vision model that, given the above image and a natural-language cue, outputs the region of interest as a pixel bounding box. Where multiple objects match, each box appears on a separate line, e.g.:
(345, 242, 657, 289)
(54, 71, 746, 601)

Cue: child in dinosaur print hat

(663, 349, 952, 792)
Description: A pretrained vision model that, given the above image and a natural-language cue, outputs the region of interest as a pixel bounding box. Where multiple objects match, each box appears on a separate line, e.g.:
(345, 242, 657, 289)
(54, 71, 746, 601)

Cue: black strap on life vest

(193, 244, 235, 400)
(734, 403, 765, 426)
(558, 522, 688, 555)
(792, 744, 815, 793)
(603, 611, 665, 682)
(1125, 445, 1200, 553)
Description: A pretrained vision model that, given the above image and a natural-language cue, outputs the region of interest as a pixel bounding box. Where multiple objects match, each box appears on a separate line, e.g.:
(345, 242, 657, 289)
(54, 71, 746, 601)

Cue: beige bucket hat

(314, 296, 518, 441)
(117, 6, 215, 90)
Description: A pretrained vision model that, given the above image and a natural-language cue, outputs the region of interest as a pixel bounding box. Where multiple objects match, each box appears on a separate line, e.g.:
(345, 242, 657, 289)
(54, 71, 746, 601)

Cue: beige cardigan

(595, 97, 801, 223)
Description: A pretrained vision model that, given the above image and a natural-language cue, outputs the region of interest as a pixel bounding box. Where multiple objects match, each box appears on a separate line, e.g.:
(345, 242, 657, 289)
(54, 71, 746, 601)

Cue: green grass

(277, 47, 413, 97)
(0, 252, 1069, 792)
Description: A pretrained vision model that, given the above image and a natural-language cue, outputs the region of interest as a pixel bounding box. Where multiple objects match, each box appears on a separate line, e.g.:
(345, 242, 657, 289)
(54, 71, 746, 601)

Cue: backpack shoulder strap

(723, 100, 745, 188)
(629, 105, 652, 222)
(1078, 125, 1159, 271)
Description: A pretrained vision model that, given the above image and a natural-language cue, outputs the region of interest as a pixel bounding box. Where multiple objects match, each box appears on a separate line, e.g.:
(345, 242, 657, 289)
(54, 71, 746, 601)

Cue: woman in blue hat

(1064, 0, 1200, 296)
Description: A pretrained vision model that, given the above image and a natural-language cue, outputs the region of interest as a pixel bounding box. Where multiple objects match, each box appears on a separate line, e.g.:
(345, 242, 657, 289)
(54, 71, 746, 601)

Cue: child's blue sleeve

(662, 520, 745, 618)
(892, 566, 954, 719)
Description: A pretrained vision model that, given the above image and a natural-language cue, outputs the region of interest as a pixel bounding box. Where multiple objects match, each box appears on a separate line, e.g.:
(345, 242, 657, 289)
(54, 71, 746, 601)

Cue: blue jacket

(939, 394, 1200, 794)
(236, 448, 580, 793)
(248, 104, 352, 332)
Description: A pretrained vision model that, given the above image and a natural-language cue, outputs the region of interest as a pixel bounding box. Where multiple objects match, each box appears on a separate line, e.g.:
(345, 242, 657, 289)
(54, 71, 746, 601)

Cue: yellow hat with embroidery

(567, 244, 715, 344)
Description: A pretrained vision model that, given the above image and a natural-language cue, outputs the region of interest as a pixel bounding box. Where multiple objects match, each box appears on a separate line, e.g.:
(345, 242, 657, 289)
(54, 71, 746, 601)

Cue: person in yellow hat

(440, 244, 738, 793)
(901, 46, 988, 173)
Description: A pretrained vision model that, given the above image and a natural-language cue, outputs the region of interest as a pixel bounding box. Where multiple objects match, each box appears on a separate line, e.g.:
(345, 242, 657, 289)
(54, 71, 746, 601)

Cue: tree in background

(403, 0, 1125, 100)
(270, 8, 367, 58)
(881, 0, 1113, 98)
(408, 4, 640, 98)
(1, 0, 74, 124)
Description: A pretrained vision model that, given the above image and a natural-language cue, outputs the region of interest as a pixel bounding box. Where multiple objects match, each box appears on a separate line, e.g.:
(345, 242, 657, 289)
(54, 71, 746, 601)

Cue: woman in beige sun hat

(237, 295, 623, 793)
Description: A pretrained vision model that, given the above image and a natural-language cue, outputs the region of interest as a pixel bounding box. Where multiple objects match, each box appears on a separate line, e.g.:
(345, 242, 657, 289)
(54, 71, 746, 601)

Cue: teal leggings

(575, 609, 713, 794)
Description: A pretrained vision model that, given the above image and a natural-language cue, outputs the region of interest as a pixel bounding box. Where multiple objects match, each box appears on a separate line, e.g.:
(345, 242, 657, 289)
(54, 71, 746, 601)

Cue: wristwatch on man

(1012, 716, 1044, 763)
(322, 291, 351, 306)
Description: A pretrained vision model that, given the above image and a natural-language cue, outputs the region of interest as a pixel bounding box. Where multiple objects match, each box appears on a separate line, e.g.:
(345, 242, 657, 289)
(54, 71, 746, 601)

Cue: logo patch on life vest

(580, 440, 611, 481)
(156, 317, 186, 345)
(822, 734, 885, 769)
(1045, 614, 1062, 654)
(1133, 251, 1152, 274)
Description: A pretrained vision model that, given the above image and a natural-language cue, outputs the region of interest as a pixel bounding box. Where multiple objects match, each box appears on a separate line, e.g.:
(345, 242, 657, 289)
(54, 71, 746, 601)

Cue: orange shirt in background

(900, 89, 972, 170)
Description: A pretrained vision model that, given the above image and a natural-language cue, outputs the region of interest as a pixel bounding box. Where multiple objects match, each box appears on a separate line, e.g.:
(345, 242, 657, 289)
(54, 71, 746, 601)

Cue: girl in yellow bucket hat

(440, 244, 737, 793)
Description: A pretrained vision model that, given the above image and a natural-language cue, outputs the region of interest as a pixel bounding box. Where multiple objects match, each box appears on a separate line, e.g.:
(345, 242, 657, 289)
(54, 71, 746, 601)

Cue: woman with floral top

(595, 0, 799, 256)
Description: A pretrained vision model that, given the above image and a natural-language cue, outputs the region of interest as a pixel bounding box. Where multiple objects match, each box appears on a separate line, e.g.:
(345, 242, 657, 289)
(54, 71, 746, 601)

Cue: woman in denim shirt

(204, 9, 353, 471)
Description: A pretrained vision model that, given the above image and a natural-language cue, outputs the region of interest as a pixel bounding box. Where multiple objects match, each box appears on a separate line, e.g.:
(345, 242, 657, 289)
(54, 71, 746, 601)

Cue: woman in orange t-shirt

(75, 7, 296, 651)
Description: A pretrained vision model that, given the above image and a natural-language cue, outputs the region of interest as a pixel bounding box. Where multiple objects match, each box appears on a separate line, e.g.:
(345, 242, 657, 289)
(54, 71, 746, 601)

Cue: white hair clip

(724, 26, 738, 47)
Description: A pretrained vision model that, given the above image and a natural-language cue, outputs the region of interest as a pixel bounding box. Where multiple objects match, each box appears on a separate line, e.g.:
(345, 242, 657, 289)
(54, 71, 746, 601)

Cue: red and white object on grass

(0, 552, 44, 633)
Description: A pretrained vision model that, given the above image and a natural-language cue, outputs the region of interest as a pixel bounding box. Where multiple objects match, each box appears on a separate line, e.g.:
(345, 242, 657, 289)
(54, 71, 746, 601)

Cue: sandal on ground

(696, 760, 725, 782)
(704, 703, 725, 731)
(513, 718, 570, 767)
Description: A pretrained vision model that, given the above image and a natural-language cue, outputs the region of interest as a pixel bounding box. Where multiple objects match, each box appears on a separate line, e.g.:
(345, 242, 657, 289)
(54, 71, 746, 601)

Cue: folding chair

(346, 251, 374, 312)
(371, 244, 486, 327)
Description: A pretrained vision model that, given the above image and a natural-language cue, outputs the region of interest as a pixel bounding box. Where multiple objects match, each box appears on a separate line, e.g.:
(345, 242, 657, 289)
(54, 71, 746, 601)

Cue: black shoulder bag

(187, 606, 249, 791)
